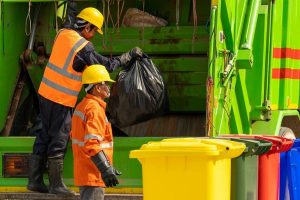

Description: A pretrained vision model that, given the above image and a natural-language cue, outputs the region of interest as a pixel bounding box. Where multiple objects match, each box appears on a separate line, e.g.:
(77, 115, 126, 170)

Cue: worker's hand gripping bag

(108, 54, 168, 128)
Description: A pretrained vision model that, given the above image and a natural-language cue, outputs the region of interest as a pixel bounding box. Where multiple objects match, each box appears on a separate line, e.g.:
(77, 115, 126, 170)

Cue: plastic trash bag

(108, 55, 168, 128)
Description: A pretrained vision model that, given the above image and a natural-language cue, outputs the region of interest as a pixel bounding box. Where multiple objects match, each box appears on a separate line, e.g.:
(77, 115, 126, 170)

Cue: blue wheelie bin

(280, 139, 300, 200)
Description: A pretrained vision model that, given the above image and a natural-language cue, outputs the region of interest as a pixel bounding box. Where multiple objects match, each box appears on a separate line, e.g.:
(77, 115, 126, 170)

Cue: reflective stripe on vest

(46, 62, 81, 81)
(42, 77, 79, 97)
(38, 29, 88, 107)
(63, 38, 87, 70)
(41, 37, 86, 87)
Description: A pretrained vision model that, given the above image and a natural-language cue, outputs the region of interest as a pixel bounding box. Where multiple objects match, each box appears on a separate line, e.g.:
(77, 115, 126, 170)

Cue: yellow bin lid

(130, 138, 245, 159)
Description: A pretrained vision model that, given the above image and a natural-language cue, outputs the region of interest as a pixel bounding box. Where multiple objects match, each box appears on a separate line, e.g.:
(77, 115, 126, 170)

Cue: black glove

(129, 47, 143, 58)
(118, 47, 144, 66)
(91, 151, 121, 187)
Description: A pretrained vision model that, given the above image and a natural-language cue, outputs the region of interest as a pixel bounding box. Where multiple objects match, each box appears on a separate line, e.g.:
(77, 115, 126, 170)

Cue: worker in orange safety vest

(71, 65, 120, 200)
(27, 1, 142, 195)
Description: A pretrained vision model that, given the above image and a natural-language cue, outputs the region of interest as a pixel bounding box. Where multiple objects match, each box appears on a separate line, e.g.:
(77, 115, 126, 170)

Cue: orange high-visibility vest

(71, 94, 113, 187)
(38, 29, 88, 107)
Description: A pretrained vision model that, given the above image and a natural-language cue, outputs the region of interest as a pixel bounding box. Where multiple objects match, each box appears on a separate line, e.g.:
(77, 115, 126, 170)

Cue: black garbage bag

(108, 55, 168, 128)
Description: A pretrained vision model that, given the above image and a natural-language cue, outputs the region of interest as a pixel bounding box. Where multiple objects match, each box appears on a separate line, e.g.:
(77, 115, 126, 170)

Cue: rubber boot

(27, 155, 48, 193)
(48, 158, 75, 195)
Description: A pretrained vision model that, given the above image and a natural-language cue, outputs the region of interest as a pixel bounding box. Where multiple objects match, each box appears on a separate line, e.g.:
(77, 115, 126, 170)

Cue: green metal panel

(0, 2, 28, 132)
(209, 0, 254, 135)
(0, 137, 163, 188)
(248, 5, 269, 120)
(252, 110, 300, 135)
(42, 26, 209, 55)
(93, 27, 208, 55)
(210, 0, 300, 136)
(209, 0, 268, 135)
(270, 0, 300, 110)
(231, 5, 269, 132)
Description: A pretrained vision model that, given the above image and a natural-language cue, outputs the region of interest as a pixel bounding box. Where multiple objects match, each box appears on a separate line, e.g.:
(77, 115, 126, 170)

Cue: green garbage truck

(0, 0, 299, 197)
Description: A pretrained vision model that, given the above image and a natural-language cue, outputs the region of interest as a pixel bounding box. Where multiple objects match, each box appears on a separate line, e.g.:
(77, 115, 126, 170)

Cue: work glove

(91, 151, 121, 187)
(118, 47, 144, 66)
(129, 47, 143, 58)
(101, 167, 122, 187)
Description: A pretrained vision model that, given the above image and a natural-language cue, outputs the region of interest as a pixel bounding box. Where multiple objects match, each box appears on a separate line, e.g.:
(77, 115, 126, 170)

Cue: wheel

(279, 127, 296, 139)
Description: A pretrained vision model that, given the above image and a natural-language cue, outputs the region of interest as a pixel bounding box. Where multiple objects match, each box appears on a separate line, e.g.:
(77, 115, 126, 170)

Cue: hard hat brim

(107, 79, 115, 83)
(97, 28, 103, 35)
(86, 79, 115, 84)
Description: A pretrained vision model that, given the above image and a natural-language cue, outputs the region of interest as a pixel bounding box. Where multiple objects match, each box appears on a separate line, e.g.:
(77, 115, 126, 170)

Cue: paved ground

(0, 193, 143, 200)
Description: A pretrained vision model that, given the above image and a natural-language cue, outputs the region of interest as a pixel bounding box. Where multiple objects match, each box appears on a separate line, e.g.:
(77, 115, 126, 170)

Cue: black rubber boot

(48, 158, 75, 196)
(27, 155, 48, 193)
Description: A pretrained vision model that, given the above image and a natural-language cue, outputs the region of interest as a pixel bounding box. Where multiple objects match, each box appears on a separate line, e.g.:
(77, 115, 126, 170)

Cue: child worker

(71, 64, 121, 200)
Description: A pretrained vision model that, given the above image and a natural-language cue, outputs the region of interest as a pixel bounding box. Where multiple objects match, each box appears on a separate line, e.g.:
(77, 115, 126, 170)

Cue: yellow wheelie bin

(130, 138, 245, 200)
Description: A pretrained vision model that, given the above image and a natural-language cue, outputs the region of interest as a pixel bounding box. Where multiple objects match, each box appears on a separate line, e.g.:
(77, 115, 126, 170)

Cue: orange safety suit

(71, 94, 113, 187)
(38, 29, 89, 107)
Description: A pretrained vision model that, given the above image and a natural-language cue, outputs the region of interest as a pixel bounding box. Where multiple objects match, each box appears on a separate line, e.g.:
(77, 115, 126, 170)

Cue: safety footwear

(48, 158, 75, 196)
(27, 155, 48, 193)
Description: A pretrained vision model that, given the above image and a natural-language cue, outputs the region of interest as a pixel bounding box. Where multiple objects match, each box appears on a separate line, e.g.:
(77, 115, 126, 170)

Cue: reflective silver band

(63, 38, 88, 70)
(73, 110, 86, 122)
(72, 138, 84, 147)
(72, 139, 113, 149)
(46, 37, 87, 81)
(47, 62, 82, 81)
(84, 134, 104, 141)
(100, 142, 113, 149)
(42, 77, 79, 96)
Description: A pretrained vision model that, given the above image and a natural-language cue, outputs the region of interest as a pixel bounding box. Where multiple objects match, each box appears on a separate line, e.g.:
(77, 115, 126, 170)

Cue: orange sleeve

(82, 104, 107, 157)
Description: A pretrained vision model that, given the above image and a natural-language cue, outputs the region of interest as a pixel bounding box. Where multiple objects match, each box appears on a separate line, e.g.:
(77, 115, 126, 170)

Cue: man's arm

(73, 43, 122, 72)
(73, 43, 144, 73)
(83, 105, 121, 188)
(63, 0, 77, 29)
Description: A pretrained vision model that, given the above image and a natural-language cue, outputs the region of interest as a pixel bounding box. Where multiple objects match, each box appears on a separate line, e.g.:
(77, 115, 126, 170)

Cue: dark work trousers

(32, 95, 73, 158)
(79, 186, 104, 200)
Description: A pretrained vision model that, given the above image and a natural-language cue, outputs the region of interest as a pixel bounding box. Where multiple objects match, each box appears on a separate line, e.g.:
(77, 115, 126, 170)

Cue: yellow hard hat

(82, 65, 115, 84)
(77, 7, 104, 34)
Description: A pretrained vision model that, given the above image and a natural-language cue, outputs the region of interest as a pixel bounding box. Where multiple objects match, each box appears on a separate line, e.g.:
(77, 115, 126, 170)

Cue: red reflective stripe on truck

(273, 48, 300, 59)
(272, 68, 300, 79)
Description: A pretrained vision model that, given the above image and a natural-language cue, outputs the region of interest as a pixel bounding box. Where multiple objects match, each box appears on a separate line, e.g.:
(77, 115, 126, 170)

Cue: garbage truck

(0, 0, 299, 198)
